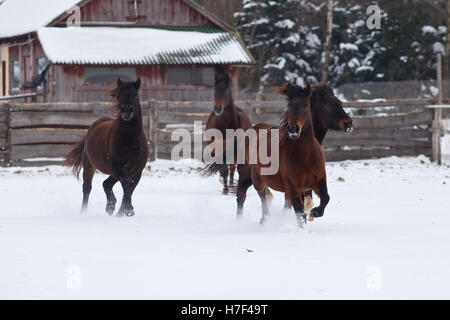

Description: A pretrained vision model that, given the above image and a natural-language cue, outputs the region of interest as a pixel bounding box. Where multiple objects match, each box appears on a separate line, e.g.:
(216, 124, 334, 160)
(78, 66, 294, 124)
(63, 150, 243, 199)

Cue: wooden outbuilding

(0, 0, 253, 102)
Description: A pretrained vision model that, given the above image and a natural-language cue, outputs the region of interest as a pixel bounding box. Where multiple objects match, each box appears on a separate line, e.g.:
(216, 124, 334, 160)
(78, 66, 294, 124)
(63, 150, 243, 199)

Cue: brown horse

(204, 84, 330, 227)
(65, 79, 149, 217)
(212, 82, 352, 218)
(205, 65, 251, 194)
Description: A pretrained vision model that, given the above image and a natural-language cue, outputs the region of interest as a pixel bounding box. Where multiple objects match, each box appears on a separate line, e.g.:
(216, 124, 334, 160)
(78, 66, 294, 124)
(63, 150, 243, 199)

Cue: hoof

(260, 217, 267, 225)
(222, 188, 229, 195)
(117, 209, 134, 217)
(106, 204, 115, 216)
(296, 214, 307, 228)
(311, 208, 324, 218)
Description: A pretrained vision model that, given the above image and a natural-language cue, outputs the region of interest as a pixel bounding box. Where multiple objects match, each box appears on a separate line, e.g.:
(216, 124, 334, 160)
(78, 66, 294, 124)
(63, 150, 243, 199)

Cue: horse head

(279, 83, 312, 140)
(115, 78, 141, 122)
(310, 83, 353, 135)
(213, 65, 232, 115)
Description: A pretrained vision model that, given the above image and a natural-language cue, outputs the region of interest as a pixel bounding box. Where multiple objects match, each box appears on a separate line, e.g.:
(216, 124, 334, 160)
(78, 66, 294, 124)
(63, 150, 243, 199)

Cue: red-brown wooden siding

(57, 0, 213, 26)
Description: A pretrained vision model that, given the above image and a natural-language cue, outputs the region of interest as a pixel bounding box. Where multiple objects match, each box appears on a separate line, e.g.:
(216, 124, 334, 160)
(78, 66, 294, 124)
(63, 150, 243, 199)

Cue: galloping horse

(205, 65, 252, 194)
(206, 82, 352, 218)
(65, 79, 149, 217)
(204, 84, 331, 227)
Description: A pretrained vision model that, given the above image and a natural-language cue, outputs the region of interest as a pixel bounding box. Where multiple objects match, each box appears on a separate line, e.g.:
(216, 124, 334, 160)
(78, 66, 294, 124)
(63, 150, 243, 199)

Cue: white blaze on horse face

(171, 129, 192, 161)
(226, 128, 257, 165)
(203, 128, 224, 165)
(259, 129, 280, 176)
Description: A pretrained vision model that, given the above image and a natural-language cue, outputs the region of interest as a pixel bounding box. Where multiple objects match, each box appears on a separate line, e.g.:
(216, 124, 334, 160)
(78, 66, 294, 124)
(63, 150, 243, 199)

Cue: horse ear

(277, 83, 294, 97)
(110, 87, 119, 98)
(117, 78, 124, 88)
(134, 78, 141, 90)
(305, 83, 312, 98)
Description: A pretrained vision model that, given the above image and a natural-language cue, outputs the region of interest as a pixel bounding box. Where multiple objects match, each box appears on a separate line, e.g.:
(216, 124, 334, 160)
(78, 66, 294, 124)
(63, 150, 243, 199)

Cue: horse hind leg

(103, 176, 118, 216)
(229, 164, 236, 185)
(81, 158, 95, 213)
(236, 164, 252, 219)
(283, 193, 292, 212)
(303, 191, 314, 212)
(219, 165, 230, 194)
(251, 168, 270, 225)
(264, 187, 274, 208)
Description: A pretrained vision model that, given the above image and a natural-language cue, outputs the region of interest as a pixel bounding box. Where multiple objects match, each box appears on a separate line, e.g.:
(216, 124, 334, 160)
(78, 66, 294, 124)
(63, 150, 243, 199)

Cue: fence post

(149, 99, 158, 161)
(432, 53, 443, 165)
(2, 102, 10, 167)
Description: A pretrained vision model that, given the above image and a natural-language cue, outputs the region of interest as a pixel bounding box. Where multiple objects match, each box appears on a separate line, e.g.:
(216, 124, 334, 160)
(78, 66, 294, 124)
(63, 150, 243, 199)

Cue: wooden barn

(0, 0, 253, 102)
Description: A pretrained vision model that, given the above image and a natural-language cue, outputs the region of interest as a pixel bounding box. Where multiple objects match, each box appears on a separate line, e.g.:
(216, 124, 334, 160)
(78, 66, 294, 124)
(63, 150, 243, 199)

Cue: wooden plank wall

(151, 99, 433, 161)
(56, 0, 213, 26)
(0, 103, 8, 166)
(3, 102, 150, 166)
(0, 99, 433, 166)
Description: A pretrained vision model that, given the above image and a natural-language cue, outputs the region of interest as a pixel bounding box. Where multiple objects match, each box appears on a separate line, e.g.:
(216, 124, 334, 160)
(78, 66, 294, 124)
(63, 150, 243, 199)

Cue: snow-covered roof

(38, 27, 253, 65)
(0, 0, 81, 39)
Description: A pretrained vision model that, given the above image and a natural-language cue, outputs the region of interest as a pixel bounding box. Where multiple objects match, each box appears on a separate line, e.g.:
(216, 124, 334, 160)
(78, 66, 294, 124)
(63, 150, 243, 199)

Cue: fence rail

(0, 98, 436, 167)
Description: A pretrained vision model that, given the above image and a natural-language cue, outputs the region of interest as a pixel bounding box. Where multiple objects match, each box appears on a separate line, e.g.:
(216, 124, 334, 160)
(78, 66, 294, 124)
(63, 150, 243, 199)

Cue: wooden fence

(0, 98, 435, 167)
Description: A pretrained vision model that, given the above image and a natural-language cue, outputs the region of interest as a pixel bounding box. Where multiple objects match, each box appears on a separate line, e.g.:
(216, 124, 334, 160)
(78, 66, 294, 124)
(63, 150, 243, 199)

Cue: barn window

(36, 58, 46, 89)
(167, 67, 214, 86)
(12, 60, 20, 90)
(37, 58, 46, 75)
(85, 68, 136, 83)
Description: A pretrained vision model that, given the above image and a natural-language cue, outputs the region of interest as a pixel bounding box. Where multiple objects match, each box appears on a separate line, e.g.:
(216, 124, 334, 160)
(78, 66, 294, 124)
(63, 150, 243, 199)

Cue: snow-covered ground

(1, 156, 450, 299)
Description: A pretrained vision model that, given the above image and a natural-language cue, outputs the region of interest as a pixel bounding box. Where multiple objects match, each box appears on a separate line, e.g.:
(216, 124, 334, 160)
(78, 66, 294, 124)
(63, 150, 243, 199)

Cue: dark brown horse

(204, 84, 329, 227)
(205, 65, 251, 194)
(65, 79, 149, 217)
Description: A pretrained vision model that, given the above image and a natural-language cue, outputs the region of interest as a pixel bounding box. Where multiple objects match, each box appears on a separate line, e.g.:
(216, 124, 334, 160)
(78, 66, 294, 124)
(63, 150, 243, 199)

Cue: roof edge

(182, 0, 235, 33)
(46, 0, 90, 27)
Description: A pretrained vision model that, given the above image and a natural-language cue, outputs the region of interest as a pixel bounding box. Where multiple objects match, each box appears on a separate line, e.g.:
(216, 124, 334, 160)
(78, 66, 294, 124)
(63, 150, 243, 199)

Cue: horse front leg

(311, 178, 330, 218)
(289, 189, 306, 228)
(118, 173, 142, 217)
(103, 176, 118, 215)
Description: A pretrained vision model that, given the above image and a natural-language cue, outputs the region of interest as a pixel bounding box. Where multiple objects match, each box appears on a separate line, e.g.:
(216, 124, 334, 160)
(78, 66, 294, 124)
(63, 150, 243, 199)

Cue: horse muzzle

(121, 113, 134, 121)
(287, 124, 301, 140)
(214, 105, 224, 115)
(343, 119, 353, 133)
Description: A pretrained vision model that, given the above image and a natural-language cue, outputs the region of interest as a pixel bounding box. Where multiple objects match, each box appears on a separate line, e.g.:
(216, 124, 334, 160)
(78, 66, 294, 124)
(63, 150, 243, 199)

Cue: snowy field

(1, 156, 450, 300)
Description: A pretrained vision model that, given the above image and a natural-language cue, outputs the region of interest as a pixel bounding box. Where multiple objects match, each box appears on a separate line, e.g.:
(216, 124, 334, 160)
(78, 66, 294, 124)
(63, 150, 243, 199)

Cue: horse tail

(200, 139, 240, 177)
(64, 138, 86, 179)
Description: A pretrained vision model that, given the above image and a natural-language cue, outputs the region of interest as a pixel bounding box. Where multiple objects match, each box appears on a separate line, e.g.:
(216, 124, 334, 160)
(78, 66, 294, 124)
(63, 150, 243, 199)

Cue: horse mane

(311, 82, 334, 103)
